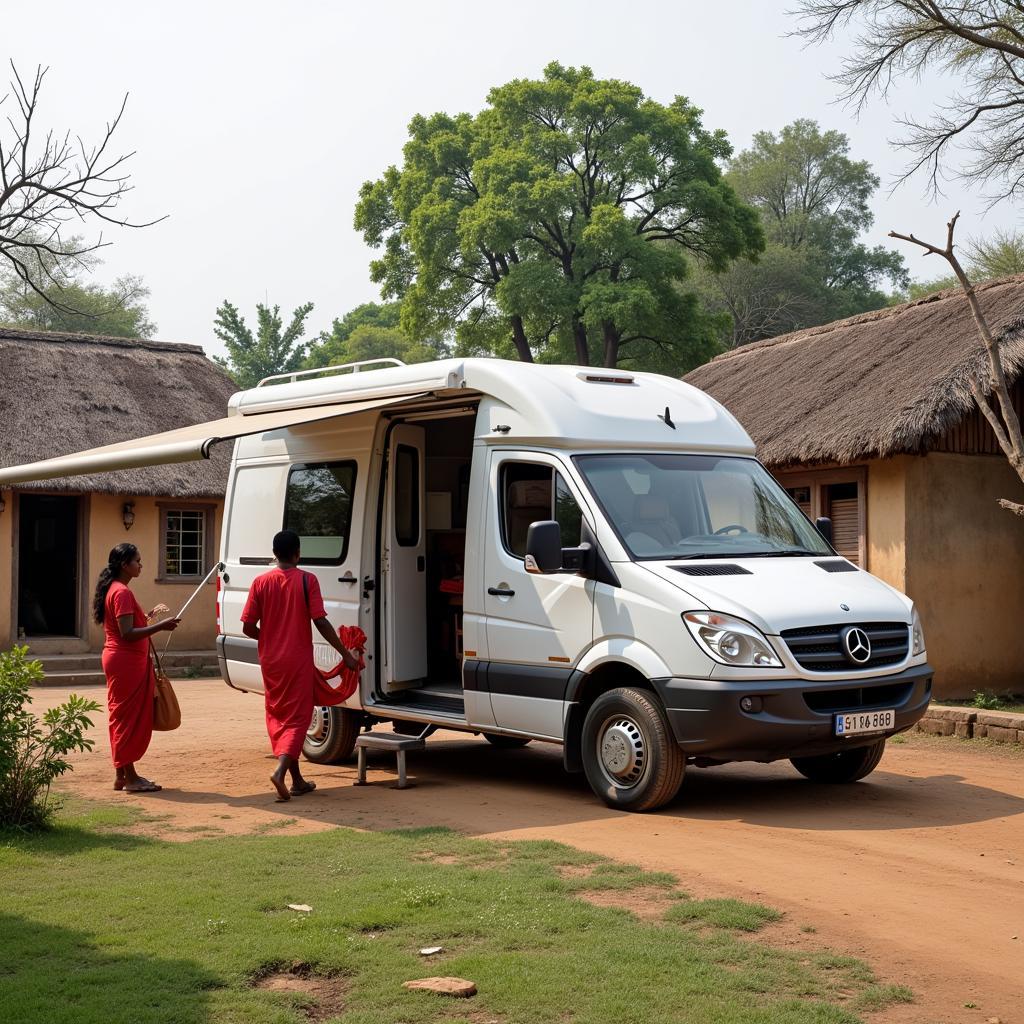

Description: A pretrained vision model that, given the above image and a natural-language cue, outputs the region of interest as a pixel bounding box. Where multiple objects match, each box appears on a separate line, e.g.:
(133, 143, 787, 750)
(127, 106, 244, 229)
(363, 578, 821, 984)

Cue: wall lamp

(122, 501, 136, 531)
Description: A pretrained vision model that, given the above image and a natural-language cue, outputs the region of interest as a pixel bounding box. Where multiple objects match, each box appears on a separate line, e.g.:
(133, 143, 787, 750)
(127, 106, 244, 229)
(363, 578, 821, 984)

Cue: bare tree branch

(0, 62, 165, 315)
(889, 211, 1024, 514)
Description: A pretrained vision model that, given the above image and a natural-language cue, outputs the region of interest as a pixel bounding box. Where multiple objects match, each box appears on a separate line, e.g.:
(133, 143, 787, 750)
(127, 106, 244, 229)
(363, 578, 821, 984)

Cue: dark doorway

(18, 495, 80, 637)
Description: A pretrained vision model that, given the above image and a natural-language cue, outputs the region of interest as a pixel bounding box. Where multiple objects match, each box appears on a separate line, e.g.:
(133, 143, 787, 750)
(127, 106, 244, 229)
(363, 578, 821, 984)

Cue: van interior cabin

(381, 407, 476, 715)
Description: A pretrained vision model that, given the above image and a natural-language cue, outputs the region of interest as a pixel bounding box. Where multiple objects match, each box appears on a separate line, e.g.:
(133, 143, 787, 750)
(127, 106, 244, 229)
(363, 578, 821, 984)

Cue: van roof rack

(256, 357, 407, 388)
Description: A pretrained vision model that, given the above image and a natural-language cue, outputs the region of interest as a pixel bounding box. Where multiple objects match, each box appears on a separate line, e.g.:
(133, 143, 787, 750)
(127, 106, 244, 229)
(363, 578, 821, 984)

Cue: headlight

(911, 606, 926, 656)
(682, 611, 783, 668)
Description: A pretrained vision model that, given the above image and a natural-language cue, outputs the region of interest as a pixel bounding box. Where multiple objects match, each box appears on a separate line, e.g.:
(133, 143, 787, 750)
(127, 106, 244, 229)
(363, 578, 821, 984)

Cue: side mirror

(815, 516, 833, 546)
(525, 520, 562, 574)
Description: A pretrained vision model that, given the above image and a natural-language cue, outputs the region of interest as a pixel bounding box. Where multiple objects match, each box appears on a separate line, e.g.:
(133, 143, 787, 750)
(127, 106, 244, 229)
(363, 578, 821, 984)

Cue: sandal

(289, 780, 317, 797)
(124, 780, 162, 793)
(270, 774, 291, 802)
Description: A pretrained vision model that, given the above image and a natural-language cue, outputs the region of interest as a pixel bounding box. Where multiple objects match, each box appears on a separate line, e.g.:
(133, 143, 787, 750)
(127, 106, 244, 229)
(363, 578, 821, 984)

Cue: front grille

(781, 621, 909, 672)
(804, 682, 913, 714)
(671, 564, 752, 577)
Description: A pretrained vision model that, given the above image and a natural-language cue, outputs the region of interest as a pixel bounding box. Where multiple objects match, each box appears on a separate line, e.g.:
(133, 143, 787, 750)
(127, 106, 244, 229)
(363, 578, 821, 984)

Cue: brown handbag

(150, 640, 182, 731)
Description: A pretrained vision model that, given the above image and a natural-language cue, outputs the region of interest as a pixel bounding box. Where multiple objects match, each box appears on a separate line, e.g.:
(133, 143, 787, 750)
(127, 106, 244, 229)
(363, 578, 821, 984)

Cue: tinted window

(395, 444, 420, 547)
(284, 462, 357, 564)
(500, 463, 584, 558)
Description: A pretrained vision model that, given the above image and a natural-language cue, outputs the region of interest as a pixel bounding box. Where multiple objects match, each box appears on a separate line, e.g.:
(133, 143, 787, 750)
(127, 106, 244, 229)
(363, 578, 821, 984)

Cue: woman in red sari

(93, 543, 180, 793)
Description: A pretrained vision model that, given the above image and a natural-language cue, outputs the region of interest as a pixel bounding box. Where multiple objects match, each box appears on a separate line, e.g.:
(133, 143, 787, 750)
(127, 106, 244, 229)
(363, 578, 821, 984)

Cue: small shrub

(0, 646, 101, 831)
(971, 690, 1007, 711)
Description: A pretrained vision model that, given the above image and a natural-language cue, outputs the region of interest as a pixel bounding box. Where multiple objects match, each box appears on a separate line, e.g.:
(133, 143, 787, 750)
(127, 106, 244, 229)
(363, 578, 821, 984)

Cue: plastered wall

(904, 453, 1024, 699)
(86, 495, 223, 652)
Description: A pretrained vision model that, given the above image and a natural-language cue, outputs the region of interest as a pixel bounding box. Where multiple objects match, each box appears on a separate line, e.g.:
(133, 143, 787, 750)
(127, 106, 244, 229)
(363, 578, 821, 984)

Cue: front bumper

(651, 663, 933, 763)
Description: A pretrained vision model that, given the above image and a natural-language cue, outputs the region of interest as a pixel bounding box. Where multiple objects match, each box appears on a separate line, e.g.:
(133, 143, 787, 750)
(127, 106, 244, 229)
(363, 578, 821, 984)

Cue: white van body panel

(640, 559, 913, 636)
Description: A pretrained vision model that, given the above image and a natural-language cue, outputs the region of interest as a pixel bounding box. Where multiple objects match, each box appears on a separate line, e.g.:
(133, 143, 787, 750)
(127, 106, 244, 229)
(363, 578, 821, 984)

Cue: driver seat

(629, 495, 682, 548)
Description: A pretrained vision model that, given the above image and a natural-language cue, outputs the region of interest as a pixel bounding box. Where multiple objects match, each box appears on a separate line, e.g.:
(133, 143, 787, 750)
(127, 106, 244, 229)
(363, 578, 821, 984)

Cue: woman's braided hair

(92, 543, 139, 624)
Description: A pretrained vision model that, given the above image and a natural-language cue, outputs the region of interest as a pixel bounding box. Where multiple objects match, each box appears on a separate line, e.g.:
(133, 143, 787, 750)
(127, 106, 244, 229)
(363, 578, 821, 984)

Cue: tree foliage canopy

(304, 301, 442, 369)
(794, 1, 1024, 202)
(692, 120, 907, 345)
(212, 300, 313, 388)
(356, 62, 763, 370)
(0, 266, 155, 338)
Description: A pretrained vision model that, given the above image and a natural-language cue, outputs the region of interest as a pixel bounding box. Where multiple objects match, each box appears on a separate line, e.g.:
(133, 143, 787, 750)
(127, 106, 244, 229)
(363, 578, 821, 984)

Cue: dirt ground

(35, 680, 1023, 1024)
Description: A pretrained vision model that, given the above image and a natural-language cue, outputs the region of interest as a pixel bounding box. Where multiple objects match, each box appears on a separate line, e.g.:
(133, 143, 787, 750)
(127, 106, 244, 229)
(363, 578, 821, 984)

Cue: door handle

(338, 574, 357, 585)
(488, 586, 515, 597)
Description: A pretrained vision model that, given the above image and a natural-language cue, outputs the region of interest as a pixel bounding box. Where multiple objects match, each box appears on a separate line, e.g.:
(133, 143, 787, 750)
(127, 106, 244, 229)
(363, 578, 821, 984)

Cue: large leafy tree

(693, 120, 908, 345)
(356, 62, 763, 370)
(304, 300, 443, 369)
(0, 267, 155, 338)
(212, 300, 313, 388)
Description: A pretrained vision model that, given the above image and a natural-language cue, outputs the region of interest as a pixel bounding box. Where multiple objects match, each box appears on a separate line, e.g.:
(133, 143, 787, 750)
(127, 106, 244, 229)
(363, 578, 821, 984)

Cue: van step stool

(354, 732, 428, 789)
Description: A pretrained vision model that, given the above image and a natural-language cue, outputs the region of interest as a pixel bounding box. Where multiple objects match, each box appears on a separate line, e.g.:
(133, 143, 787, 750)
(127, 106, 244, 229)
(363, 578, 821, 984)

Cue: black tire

(581, 687, 685, 812)
(791, 739, 886, 783)
(303, 706, 361, 764)
(483, 733, 532, 749)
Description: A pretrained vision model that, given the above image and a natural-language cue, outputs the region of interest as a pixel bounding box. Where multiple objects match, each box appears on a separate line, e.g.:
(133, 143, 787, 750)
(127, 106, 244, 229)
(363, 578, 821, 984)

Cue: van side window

(284, 461, 357, 565)
(394, 444, 420, 546)
(500, 463, 583, 558)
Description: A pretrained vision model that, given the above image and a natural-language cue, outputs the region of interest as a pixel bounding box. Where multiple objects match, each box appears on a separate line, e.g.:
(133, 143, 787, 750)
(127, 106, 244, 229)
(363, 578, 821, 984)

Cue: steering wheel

(713, 524, 749, 536)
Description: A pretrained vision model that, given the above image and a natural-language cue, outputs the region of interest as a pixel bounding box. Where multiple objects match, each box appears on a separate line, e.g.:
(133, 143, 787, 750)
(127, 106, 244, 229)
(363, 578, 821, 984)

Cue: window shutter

(828, 496, 861, 565)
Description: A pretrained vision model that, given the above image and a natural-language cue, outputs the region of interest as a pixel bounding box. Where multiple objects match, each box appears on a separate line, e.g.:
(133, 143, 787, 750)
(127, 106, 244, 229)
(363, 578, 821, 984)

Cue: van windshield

(575, 454, 832, 560)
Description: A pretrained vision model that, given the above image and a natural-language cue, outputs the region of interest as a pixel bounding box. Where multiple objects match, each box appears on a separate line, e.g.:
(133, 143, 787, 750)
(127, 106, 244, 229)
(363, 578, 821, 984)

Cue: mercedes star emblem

(841, 626, 871, 665)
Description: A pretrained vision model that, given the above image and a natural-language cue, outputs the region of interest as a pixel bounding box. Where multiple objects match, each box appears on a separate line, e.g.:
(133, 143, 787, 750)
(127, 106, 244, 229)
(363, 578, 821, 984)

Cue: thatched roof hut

(685, 275, 1024, 468)
(0, 327, 236, 495)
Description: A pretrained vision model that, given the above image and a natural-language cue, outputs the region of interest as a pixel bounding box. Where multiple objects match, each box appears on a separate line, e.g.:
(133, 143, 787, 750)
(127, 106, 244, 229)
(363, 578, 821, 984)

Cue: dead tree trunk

(890, 213, 1024, 516)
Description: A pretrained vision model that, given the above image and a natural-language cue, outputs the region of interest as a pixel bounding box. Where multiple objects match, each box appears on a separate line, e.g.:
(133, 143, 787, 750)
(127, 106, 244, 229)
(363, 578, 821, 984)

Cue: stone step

(37, 650, 219, 672)
(35, 650, 221, 688)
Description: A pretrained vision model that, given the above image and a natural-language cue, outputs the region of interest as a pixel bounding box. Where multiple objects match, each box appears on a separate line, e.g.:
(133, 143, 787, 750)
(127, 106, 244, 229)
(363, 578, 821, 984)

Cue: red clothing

(315, 625, 367, 704)
(101, 582, 155, 768)
(241, 567, 328, 758)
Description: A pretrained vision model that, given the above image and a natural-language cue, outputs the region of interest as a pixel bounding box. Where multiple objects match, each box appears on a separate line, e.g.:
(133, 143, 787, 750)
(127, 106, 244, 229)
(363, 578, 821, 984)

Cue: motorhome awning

(0, 393, 425, 487)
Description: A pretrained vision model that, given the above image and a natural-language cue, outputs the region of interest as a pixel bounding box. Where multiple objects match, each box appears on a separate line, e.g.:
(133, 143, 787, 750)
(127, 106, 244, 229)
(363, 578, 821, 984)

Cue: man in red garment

(241, 530, 359, 801)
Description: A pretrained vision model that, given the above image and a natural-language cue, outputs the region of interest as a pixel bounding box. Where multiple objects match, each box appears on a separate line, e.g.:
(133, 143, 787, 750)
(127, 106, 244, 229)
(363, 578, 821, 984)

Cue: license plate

(834, 709, 895, 737)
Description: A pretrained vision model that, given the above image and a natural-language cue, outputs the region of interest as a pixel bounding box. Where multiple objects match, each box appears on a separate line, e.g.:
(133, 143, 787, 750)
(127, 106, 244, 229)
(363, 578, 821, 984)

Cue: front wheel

(581, 687, 685, 812)
(303, 706, 362, 764)
(790, 739, 886, 783)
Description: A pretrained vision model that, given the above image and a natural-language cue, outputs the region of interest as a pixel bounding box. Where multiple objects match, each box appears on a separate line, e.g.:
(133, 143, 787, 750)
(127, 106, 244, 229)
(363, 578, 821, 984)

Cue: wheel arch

(563, 660, 659, 773)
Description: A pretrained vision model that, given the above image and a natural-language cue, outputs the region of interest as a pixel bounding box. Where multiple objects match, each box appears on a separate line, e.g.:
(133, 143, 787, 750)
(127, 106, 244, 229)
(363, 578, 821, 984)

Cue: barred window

(158, 504, 214, 580)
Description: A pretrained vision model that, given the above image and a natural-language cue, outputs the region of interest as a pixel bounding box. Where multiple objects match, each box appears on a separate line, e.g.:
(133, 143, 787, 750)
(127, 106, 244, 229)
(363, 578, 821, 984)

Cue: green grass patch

(0, 805, 907, 1024)
(666, 898, 783, 932)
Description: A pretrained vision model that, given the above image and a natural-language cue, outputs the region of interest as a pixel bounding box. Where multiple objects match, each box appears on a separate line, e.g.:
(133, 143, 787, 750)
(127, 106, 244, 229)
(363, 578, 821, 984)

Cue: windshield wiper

(740, 549, 820, 558)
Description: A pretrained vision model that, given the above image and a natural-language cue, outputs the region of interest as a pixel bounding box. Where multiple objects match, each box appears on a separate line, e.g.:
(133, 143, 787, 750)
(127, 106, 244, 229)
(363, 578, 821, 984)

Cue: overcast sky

(4, 1, 1016, 358)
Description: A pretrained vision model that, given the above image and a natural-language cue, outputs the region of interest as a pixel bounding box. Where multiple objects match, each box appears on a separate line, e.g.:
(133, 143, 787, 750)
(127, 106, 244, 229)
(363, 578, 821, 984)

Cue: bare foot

(270, 773, 291, 802)
(289, 780, 316, 796)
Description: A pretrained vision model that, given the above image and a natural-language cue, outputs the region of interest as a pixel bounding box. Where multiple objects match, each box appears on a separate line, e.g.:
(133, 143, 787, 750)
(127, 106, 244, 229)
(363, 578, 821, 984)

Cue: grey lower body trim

(651, 663, 933, 762)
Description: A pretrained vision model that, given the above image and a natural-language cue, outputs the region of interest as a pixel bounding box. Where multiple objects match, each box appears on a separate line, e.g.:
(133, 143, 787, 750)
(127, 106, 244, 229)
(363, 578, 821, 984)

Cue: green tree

(0, 271, 156, 338)
(212, 300, 314, 389)
(356, 62, 763, 370)
(692, 120, 908, 345)
(304, 300, 444, 368)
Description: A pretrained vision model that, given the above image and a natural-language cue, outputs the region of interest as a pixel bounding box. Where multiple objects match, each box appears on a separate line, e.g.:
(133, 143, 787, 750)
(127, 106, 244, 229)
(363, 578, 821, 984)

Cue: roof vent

(575, 371, 635, 385)
(815, 559, 858, 573)
(671, 564, 753, 577)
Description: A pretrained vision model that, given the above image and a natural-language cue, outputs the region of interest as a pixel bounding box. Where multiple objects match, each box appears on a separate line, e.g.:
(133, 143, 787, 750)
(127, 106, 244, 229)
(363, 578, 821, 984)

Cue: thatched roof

(684, 275, 1024, 467)
(0, 327, 237, 496)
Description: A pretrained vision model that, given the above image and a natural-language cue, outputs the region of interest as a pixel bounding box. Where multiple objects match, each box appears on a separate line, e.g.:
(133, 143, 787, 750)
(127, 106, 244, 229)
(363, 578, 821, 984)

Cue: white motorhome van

(0, 357, 932, 811)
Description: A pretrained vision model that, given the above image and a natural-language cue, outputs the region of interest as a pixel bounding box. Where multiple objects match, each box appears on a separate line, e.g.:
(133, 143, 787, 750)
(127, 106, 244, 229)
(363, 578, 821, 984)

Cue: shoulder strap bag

(150, 639, 182, 731)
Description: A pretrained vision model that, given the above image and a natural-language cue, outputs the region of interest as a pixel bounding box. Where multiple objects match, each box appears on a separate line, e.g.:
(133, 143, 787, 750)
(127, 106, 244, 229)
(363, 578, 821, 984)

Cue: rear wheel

(790, 739, 886, 783)
(581, 687, 685, 812)
(483, 733, 531, 749)
(303, 706, 361, 764)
